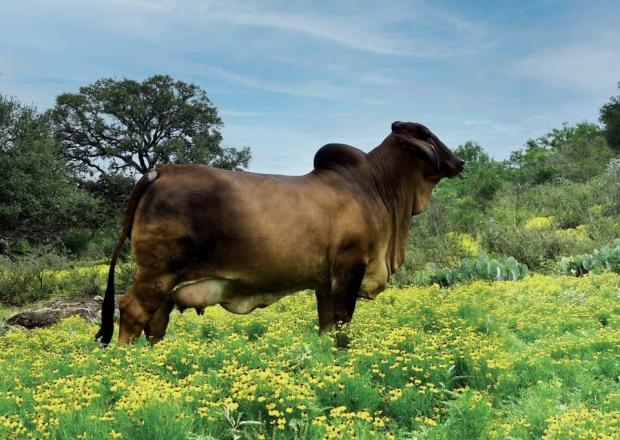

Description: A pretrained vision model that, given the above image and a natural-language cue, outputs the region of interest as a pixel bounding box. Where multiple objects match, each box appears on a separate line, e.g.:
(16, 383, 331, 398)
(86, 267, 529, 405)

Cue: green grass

(0, 273, 619, 439)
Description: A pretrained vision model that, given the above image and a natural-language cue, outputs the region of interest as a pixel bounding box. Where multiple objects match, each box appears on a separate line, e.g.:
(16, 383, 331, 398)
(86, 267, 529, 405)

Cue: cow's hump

(313, 143, 366, 170)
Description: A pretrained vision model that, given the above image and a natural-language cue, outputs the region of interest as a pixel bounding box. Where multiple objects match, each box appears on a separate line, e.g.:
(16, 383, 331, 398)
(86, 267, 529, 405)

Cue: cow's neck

(367, 141, 435, 273)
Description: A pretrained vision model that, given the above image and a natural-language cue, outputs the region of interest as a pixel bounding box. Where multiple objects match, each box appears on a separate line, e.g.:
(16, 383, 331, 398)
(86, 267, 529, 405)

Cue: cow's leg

(118, 269, 176, 346)
(315, 288, 335, 333)
(315, 260, 366, 333)
(144, 296, 175, 345)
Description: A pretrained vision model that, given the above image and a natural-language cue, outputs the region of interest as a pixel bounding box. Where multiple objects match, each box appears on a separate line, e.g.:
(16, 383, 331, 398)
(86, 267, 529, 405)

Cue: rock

(6, 309, 64, 328)
(5, 296, 121, 330)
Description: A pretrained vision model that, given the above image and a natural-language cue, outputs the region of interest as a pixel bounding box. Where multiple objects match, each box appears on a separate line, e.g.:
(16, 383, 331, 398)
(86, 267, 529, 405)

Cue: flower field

(1, 274, 619, 439)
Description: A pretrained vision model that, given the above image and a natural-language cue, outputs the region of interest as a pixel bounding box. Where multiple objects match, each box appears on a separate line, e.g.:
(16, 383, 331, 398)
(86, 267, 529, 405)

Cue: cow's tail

(95, 170, 159, 346)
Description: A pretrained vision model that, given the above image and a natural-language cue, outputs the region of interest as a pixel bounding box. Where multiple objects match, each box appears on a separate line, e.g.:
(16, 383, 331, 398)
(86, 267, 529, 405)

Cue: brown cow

(96, 121, 464, 345)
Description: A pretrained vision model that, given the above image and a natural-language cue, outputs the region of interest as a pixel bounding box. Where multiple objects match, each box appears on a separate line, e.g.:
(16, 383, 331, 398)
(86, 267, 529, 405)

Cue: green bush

(583, 216, 620, 246)
(82, 225, 131, 260)
(398, 231, 472, 276)
(601, 157, 620, 215)
(0, 253, 108, 306)
(57, 224, 130, 261)
(482, 223, 569, 271)
(61, 230, 94, 255)
(0, 253, 65, 305)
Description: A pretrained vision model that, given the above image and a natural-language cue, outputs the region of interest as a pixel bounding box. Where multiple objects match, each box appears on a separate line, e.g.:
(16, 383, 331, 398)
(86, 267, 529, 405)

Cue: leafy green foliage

(600, 83, 620, 151)
(399, 116, 620, 280)
(0, 94, 100, 244)
(482, 219, 575, 271)
(0, 253, 60, 305)
(81, 173, 136, 218)
(0, 254, 109, 306)
(602, 157, 620, 215)
(454, 141, 508, 205)
(53, 75, 251, 179)
(509, 122, 613, 184)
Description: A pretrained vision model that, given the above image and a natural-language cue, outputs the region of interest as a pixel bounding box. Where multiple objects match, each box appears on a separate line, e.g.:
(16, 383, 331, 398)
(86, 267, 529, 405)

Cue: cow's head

(390, 121, 464, 181)
(388, 121, 464, 215)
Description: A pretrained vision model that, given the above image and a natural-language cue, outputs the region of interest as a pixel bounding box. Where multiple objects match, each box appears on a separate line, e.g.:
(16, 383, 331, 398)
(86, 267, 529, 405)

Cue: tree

(600, 83, 620, 151)
(510, 122, 612, 184)
(427, 142, 507, 233)
(53, 75, 251, 179)
(452, 142, 507, 204)
(508, 142, 557, 185)
(454, 141, 489, 164)
(0, 94, 99, 243)
(551, 123, 612, 182)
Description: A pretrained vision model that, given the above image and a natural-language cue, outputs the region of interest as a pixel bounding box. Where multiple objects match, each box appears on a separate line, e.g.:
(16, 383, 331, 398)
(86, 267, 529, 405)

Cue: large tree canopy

(53, 75, 251, 179)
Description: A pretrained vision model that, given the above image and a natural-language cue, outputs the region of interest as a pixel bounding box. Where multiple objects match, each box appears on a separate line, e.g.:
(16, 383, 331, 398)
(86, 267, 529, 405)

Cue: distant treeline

(1, 77, 619, 272)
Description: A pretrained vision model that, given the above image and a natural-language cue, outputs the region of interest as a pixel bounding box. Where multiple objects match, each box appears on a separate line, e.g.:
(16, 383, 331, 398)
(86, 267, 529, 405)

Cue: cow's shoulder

(313, 143, 366, 170)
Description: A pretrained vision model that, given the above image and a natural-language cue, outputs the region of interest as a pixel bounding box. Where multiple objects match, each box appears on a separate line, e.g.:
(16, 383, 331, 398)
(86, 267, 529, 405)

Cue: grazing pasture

(2, 3, 620, 439)
(1, 273, 618, 439)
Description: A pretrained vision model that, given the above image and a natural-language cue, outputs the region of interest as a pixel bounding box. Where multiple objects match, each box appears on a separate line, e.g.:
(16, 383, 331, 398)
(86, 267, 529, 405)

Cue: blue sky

(1, 0, 619, 174)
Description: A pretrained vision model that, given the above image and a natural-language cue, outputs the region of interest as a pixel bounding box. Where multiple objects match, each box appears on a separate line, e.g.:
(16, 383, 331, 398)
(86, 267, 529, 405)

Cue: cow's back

(130, 164, 365, 291)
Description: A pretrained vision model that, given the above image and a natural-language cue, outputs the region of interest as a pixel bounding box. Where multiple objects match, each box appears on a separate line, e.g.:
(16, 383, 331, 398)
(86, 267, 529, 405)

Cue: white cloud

(102, 0, 483, 58)
(513, 34, 620, 95)
(176, 63, 350, 100)
(3, 0, 618, 174)
(201, 9, 420, 57)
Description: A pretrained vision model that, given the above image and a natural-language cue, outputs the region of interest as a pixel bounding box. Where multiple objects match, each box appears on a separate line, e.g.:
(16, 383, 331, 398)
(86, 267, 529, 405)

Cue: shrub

(0, 253, 65, 305)
(61, 230, 93, 255)
(396, 227, 473, 279)
(492, 180, 601, 230)
(0, 253, 110, 305)
(447, 232, 480, 257)
(482, 221, 582, 271)
(586, 217, 620, 244)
